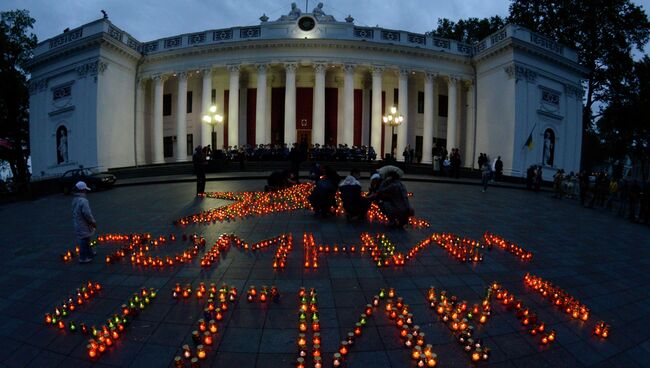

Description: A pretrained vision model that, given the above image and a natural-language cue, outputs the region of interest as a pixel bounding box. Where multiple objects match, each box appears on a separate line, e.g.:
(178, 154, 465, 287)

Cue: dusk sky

(4, 0, 648, 49)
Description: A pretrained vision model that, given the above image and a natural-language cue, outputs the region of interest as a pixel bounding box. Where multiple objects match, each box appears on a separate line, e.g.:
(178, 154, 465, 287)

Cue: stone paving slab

(0, 179, 648, 367)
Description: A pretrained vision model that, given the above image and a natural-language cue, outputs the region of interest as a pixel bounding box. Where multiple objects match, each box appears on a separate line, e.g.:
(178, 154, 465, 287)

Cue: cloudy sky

(0, 0, 584, 41)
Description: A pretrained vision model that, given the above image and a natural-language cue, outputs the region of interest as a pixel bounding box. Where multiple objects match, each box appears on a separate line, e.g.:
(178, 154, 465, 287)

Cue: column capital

(152, 74, 169, 83)
(313, 62, 327, 74)
(463, 78, 475, 88)
(256, 64, 267, 73)
(284, 63, 298, 73)
(177, 71, 188, 80)
(445, 75, 461, 85)
(424, 71, 438, 82)
(227, 64, 241, 73)
(398, 68, 410, 78)
(201, 68, 213, 77)
(343, 63, 356, 74)
(371, 66, 385, 76)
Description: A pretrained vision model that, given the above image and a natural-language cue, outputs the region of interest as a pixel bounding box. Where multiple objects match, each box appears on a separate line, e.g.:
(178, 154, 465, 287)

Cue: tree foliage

(0, 9, 37, 193)
(431, 16, 506, 44)
(508, 0, 650, 131)
(598, 56, 650, 180)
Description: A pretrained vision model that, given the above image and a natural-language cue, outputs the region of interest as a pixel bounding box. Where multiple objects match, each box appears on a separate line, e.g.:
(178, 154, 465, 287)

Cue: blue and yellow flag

(523, 125, 536, 151)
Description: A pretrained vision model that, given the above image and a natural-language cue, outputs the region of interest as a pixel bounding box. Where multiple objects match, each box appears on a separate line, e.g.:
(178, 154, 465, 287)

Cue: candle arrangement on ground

(359, 233, 405, 267)
(187, 184, 430, 229)
(303, 233, 319, 269)
(335, 287, 438, 367)
(428, 286, 491, 362)
(104, 233, 205, 268)
(87, 287, 157, 359)
(172, 283, 254, 365)
(177, 184, 314, 226)
(483, 232, 533, 261)
(523, 273, 610, 338)
(227, 233, 294, 269)
(492, 282, 556, 345)
(296, 287, 321, 367)
(431, 233, 484, 263)
(45, 281, 102, 330)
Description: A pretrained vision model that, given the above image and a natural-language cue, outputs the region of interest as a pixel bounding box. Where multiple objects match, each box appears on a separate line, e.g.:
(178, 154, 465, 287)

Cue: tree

(431, 16, 506, 44)
(508, 0, 650, 168)
(0, 10, 36, 193)
(598, 56, 650, 181)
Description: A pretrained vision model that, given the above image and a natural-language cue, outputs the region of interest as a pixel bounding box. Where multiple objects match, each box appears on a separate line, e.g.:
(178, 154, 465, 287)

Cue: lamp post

(382, 106, 403, 160)
(202, 105, 223, 151)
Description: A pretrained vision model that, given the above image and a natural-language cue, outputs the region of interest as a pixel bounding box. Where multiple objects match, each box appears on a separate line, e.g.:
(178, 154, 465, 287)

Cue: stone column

(397, 69, 409, 161)
(446, 76, 459, 153)
(371, 66, 383, 153)
(175, 72, 188, 161)
(255, 64, 267, 145)
(152, 74, 166, 164)
(465, 80, 475, 168)
(228, 65, 240, 147)
(343, 64, 355, 146)
(312, 63, 326, 145)
(201, 68, 212, 147)
(284, 63, 297, 145)
(422, 72, 436, 164)
(135, 78, 146, 165)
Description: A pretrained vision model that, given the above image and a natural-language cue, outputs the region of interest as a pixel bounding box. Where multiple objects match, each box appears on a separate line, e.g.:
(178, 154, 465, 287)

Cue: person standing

(192, 146, 206, 195)
(495, 156, 503, 181)
(72, 181, 97, 263)
(481, 162, 491, 192)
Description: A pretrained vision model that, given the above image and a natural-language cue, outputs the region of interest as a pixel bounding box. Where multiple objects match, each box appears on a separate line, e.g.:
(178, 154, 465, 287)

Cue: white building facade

(27, 5, 586, 180)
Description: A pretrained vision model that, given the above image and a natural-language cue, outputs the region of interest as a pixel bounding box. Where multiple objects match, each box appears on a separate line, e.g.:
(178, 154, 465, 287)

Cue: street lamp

(202, 105, 223, 151)
(382, 106, 404, 160)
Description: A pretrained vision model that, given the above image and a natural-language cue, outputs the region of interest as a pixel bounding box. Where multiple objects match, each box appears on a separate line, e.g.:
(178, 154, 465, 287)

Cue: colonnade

(138, 62, 468, 164)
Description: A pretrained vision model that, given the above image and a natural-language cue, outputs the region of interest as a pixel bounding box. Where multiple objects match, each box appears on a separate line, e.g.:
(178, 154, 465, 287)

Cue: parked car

(60, 168, 116, 194)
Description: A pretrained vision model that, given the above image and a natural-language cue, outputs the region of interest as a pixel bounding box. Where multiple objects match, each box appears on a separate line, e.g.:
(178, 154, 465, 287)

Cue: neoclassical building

(27, 4, 586, 179)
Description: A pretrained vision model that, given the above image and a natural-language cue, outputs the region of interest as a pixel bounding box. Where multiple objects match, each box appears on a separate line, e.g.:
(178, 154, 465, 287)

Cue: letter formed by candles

(44, 283, 157, 360)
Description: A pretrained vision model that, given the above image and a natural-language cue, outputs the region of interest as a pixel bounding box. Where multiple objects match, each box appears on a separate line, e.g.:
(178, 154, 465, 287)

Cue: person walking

(72, 181, 97, 263)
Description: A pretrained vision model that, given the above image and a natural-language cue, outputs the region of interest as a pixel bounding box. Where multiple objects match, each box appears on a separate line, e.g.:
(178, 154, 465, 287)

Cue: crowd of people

(211, 143, 378, 162)
(265, 164, 414, 227)
(545, 169, 650, 224)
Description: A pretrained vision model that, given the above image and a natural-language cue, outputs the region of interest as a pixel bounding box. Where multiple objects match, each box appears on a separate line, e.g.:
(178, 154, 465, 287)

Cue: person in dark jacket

(339, 169, 370, 221)
(308, 166, 340, 217)
(494, 156, 503, 181)
(192, 146, 206, 195)
(367, 171, 413, 227)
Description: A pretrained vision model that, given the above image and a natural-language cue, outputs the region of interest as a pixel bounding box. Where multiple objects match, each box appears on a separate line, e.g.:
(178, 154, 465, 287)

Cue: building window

(393, 88, 399, 107)
(53, 85, 71, 100)
(417, 92, 424, 114)
(438, 95, 448, 117)
(163, 136, 173, 157)
(163, 94, 172, 116)
(187, 91, 193, 113)
(187, 134, 193, 156)
(211, 89, 216, 104)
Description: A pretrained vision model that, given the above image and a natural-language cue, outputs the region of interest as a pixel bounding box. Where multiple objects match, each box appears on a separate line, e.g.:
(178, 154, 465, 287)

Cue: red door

(296, 88, 313, 144)
(325, 88, 338, 146)
(247, 89, 257, 146)
(271, 88, 285, 144)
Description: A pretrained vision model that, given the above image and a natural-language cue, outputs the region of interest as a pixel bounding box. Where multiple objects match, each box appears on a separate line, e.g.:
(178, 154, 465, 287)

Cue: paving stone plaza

(0, 179, 649, 367)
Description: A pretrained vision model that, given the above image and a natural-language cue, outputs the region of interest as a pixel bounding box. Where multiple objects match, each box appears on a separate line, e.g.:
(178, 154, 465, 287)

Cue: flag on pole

(523, 124, 536, 151)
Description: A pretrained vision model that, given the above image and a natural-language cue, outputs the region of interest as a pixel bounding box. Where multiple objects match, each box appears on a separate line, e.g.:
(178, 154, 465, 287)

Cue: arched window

(542, 128, 555, 167)
(56, 126, 68, 164)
